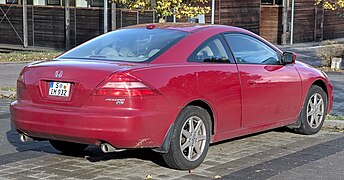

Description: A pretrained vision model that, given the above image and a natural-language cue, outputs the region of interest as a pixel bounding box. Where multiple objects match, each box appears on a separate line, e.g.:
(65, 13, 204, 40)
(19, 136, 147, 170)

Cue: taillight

(93, 73, 159, 97)
(17, 68, 28, 100)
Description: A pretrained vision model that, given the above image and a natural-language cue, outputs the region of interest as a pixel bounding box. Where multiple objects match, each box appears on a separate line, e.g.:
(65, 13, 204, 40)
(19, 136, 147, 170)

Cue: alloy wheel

(179, 116, 207, 161)
(306, 93, 324, 129)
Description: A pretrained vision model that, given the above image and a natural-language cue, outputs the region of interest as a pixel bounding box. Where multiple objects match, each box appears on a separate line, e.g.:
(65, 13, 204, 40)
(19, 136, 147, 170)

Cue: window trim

(222, 32, 283, 65)
(187, 34, 235, 64)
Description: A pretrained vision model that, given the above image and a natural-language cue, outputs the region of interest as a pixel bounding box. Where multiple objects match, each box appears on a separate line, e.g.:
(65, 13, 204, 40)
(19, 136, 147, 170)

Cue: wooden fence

(260, 0, 344, 44)
(0, 1, 262, 50)
(0, 4, 156, 50)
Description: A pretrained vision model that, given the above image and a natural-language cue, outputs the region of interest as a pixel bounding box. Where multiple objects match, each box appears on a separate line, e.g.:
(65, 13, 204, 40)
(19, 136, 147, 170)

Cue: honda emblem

(55, 70, 63, 78)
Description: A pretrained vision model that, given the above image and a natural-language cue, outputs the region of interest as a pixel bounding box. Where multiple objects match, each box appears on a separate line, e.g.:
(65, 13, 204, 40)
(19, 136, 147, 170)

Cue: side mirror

(282, 52, 296, 64)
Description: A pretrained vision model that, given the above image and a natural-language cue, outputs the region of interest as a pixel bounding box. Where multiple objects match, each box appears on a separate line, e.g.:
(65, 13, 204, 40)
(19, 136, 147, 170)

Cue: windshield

(58, 28, 188, 62)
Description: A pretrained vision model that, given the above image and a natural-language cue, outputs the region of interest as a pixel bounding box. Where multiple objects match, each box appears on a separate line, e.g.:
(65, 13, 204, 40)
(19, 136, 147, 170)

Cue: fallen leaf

(213, 175, 222, 179)
(145, 174, 153, 179)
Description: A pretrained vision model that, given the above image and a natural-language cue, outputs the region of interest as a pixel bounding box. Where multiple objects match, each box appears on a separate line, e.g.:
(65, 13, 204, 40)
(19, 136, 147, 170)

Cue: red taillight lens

(93, 73, 158, 97)
(17, 68, 28, 100)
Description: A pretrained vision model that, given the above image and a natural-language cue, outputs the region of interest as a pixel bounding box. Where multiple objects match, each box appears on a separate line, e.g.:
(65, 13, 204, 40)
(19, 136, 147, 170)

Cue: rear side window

(58, 28, 188, 62)
(224, 34, 280, 65)
(188, 36, 230, 63)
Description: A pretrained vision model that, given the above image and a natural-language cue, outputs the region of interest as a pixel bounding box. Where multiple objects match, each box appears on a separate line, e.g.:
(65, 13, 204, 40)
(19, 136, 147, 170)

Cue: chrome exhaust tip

(19, 134, 33, 142)
(100, 143, 125, 153)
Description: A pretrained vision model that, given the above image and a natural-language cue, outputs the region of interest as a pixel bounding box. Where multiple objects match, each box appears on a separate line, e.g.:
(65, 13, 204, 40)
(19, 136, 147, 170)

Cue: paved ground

(327, 72, 344, 116)
(0, 99, 344, 179)
(0, 62, 25, 88)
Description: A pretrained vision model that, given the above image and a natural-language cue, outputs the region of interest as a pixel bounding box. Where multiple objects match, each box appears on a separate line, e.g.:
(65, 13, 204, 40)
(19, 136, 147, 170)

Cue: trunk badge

(55, 70, 63, 78)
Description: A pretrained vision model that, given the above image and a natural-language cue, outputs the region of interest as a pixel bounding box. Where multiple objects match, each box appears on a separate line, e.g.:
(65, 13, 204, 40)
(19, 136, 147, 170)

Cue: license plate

(48, 82, 71, 97)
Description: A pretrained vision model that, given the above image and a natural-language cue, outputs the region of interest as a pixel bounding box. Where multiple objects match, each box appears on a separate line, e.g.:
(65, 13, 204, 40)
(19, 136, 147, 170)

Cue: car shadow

(210, 127, 295, 147)
(6, 122, 168, 168)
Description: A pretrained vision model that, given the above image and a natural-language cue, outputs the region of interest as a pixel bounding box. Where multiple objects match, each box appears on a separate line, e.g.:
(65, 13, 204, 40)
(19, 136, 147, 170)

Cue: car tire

(294, 85, 328, 135)
(162, 106, 211, 170)
(49, 140, 88, 154)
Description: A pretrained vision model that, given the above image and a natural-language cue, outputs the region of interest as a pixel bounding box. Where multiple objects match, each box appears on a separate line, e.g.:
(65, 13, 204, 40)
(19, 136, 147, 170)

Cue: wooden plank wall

(1, 2, 344, 49)
(0, 4, 156, 50)
(203, 0, 261, 35)
(293, 0, 317, 43)
(260, 6, 283, 44)
(323, 9, 344, 40)
(0, 5, 25, 46)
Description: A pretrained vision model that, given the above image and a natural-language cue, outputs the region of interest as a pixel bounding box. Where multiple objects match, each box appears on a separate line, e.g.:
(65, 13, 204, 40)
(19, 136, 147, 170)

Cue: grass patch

(317, 66, 344, 73)
(0, 87, 16, 92)
(326, 114, 344, 121)
(0, 51, 62, 62)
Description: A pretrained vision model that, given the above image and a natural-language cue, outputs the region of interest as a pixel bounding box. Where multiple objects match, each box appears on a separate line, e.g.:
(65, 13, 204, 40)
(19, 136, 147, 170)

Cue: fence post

(65, 0, 70, 50)
(22, 0, 28, 48)
(104, 0, 108, 33)
(111, 3, 116, 30)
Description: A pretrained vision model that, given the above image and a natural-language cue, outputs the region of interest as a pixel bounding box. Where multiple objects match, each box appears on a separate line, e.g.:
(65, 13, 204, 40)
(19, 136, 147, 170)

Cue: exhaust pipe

(19, 134, 33, 142)
(100, 143, 125, 153)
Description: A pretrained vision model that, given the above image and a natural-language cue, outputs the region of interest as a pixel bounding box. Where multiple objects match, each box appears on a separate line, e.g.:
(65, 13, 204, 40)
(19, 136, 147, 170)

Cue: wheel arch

(153, 99, 216, 154)
(290, 78, 329, 129)
(312, 79, 328, 97)
(186, 99, 216, 136)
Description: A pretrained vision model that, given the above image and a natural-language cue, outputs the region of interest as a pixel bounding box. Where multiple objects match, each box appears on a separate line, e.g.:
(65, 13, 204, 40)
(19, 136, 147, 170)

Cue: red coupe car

(10, 23, 333, 170)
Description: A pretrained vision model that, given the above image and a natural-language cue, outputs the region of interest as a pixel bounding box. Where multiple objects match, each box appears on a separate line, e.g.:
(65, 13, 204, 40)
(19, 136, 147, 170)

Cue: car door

(188, 35, 242, 133)
(223, 33, 302, 128)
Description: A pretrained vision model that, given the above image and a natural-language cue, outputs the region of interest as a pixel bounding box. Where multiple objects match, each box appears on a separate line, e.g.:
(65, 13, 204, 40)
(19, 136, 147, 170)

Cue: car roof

(124, 23, 244, 33)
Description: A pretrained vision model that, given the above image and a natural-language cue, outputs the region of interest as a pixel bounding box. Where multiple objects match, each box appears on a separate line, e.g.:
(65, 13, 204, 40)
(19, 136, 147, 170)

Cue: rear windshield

(57, 28, 188, 62)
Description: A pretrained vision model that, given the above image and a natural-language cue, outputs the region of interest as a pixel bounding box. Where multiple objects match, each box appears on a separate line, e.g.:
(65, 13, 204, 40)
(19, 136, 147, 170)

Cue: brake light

(93, 73, 159, 97)
(17, 68, 29, 100)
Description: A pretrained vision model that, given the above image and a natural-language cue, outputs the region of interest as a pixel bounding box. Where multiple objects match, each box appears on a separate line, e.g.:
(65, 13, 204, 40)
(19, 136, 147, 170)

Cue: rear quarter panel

(130, 63, 242, 135)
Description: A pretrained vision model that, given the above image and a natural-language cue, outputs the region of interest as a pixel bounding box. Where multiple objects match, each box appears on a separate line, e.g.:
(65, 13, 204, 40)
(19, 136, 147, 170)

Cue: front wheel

(294, 85, 328, 135)
(49, 140, 88, 154)
(162, 106, 211, 170)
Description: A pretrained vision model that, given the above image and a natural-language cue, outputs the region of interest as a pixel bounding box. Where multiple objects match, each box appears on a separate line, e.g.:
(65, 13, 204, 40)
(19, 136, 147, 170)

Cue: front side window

(188, 37, 229, 63)
(58, 28, 188, 62)
(224, 34, 280, 65)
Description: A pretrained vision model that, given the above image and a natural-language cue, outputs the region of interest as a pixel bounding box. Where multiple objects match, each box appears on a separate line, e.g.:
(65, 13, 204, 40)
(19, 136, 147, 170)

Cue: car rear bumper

(10, 100, 173, 149)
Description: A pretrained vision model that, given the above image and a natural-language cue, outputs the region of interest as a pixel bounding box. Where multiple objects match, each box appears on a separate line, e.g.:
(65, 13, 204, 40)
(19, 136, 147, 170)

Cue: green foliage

(111, 0, 210, 19)
(317, 41, 344, 67)
(0, 51, 61, 62)
(316, 0, 344, 10)
(326, 114, 344, 120)
(0, 87, 16, 92)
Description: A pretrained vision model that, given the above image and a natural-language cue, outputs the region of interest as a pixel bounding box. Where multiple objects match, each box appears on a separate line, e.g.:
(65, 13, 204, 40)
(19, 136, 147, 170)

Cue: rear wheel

(49, 140, 88, 154)
(162, 106, 211, 170)
(294, 85, 327, 135)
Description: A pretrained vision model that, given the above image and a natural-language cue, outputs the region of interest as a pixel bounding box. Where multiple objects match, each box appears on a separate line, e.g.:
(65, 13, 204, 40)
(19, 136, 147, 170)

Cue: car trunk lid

(24, 60, 142, 107)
